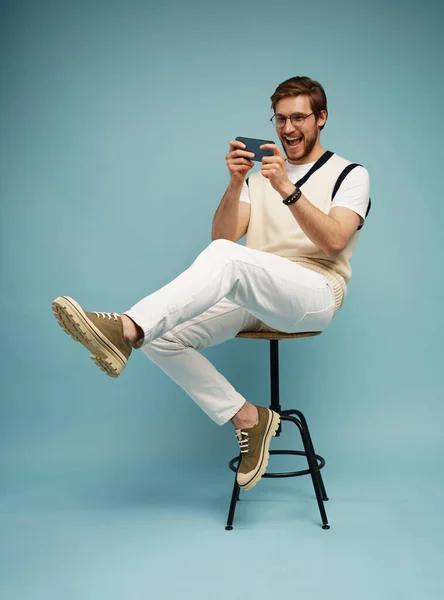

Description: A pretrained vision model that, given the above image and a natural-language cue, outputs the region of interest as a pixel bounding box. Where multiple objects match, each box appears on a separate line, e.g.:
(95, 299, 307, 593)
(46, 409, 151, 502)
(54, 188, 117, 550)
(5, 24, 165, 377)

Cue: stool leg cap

(322, 524, 330, 530)
(225, 526, 233, 531)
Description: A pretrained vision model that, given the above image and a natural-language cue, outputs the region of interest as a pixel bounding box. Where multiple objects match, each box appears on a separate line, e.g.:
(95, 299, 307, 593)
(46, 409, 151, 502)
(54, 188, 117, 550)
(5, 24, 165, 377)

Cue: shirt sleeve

(239, 180, 251, 204)
(330, 166, 370, 222)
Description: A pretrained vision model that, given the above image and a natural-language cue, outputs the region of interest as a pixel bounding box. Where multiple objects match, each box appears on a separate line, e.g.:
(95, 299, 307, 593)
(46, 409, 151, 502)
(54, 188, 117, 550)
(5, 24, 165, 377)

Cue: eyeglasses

(270, 112, 314, 128)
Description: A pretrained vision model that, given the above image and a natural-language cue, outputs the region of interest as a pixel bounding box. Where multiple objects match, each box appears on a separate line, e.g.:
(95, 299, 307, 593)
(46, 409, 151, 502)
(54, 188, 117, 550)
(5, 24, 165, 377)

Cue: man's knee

(208, 238, 237, 254)
(207, 238, 248, 265)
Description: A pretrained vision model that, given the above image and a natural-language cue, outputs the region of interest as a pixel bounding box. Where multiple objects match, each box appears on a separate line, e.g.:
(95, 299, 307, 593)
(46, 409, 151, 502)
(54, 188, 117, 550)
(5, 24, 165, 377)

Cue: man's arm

(211, 140, 254, 242)
(261, 144, 366, 257)
(281, 189, 361, 257)
(211, 181, 251, 242)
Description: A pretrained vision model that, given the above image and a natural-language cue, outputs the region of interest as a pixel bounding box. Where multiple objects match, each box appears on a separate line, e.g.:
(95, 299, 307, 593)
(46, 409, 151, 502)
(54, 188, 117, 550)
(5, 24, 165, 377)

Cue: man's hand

(260, 144, 294, 198)
(226, 140, 255, 184)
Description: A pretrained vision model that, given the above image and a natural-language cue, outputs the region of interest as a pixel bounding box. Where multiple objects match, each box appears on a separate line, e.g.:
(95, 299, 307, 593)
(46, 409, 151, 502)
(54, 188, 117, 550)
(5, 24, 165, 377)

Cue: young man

(52, 76, 370, 492)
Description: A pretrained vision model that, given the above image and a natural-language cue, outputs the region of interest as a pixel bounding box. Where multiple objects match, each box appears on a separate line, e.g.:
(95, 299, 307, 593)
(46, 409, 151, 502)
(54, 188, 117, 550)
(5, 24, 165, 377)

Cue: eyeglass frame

(270, 112, 315, 128)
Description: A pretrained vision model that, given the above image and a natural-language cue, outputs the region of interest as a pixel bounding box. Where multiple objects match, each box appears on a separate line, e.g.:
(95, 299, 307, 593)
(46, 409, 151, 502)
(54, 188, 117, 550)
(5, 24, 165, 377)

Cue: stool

(225, 331, 330, 531)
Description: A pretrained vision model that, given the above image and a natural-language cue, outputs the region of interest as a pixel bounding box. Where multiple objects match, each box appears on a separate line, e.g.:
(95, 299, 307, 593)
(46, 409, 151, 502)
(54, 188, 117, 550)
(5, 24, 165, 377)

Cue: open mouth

(285, 136, 303, 148)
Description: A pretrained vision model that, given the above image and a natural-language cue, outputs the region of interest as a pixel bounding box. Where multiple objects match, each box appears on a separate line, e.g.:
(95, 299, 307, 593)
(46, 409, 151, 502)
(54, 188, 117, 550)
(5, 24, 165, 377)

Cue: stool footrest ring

(229, 449, 325, 478)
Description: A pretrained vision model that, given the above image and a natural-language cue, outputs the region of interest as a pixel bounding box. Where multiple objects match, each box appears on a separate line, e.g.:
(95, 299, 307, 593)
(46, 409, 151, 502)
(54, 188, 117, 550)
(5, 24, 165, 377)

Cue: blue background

(1, 0, 443, 598)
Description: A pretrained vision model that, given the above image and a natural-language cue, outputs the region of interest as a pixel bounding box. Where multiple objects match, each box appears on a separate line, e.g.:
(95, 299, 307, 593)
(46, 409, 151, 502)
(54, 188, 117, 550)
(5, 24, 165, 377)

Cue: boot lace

(235, 430, 250, 454)
(93, 312, 119, 321)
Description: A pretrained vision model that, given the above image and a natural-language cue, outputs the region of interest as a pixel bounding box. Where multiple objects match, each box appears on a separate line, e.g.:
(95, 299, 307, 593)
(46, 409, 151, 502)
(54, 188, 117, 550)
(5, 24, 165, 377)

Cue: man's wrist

(282, 185, 302, 206)
(228, 177, 245, 193)
(278, 183, 297, 200)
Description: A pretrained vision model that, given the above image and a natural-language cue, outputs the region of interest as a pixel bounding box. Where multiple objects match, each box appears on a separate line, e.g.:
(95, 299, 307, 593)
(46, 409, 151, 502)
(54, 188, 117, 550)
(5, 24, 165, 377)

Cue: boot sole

(52, 296, 127, 377)
(238, 410, 281, 491)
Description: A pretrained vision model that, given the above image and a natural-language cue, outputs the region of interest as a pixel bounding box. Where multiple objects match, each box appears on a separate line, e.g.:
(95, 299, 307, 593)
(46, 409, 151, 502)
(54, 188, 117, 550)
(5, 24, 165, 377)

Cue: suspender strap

(296, 150, 334, 187)
(332, 163, 371, 230)
(332, 163, 360, 199)
(358, 197, 371, 230)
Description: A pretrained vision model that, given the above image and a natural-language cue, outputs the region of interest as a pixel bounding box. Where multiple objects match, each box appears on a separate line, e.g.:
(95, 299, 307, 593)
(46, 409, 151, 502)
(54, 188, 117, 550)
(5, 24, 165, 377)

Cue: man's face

(274, 95, 326, 164)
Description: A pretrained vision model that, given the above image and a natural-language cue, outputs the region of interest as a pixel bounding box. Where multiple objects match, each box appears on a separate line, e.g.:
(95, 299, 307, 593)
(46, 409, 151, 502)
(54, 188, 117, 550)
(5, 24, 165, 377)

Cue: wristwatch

(282, 186, 302, 205)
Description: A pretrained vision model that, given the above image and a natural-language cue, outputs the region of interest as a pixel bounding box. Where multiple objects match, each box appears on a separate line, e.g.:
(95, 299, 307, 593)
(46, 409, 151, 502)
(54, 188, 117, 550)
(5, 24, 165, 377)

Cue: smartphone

(235, 137, 275, 162)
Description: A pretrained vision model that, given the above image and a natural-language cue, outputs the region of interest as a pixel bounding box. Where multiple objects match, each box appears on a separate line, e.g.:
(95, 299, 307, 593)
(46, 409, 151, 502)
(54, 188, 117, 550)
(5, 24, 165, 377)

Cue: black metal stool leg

(225, 457, 241, 530)
(269, 340, 282, 436)
(283, 409, 328, 501)
(272, 340, 328, 504)
(281, 414, 330, 529)
(225, 338, 331, 530)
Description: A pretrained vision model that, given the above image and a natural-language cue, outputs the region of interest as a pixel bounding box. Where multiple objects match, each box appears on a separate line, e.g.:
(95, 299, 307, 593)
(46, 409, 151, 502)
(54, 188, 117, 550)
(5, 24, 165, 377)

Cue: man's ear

(317, 109, 328, 129)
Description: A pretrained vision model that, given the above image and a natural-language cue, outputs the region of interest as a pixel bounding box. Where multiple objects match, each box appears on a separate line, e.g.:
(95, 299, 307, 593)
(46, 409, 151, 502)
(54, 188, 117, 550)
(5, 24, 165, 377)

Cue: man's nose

(282, 118, 297, 134)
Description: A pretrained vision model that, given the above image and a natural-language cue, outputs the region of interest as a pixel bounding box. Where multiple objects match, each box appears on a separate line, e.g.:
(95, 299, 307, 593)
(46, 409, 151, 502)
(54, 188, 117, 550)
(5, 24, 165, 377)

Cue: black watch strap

(282, 187, 302, 205)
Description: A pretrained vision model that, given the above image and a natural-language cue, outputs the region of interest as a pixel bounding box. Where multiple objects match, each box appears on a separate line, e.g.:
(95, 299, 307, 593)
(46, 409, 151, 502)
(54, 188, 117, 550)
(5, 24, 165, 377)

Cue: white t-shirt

(240, 160, 370, 224)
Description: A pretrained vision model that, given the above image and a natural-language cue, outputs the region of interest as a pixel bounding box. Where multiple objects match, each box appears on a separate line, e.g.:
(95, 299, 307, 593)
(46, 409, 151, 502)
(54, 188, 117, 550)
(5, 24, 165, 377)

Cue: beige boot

(52, 296, 132, 377)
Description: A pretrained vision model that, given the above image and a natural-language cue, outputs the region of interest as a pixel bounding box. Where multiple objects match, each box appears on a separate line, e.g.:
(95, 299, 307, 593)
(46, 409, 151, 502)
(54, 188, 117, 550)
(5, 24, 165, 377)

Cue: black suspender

(332, 163, 371, 230)
(295, 150, 334, 187)
(332, 163, 360, 199)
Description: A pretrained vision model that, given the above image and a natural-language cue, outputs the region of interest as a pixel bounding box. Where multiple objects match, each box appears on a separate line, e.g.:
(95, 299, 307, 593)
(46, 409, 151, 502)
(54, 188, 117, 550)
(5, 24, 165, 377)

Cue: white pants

(124, 240, 336, 426)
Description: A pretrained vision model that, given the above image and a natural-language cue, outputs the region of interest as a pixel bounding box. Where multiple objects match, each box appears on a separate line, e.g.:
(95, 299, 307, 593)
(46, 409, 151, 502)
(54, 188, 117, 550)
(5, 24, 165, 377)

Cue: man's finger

(261, 155, 282, 164)
(230, 156, 255, 167)
(232, 149, 255, 159)
(260, 143, 283, 157)
(230, 140, 247, 151)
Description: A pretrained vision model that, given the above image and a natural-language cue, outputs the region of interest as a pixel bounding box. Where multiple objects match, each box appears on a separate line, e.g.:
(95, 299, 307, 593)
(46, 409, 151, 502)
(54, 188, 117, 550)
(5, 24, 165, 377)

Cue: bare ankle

(121, 315, 144, 347)
(231, 402, 259, 430)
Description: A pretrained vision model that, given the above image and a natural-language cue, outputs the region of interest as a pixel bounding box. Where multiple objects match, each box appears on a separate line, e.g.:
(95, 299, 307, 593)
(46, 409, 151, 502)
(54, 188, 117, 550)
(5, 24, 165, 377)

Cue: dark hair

(270, 76, 328, 130)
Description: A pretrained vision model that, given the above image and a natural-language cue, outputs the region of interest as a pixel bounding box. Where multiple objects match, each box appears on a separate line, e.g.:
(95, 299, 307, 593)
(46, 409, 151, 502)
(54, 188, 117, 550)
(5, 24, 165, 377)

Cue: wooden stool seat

(236, 331, 321, 340)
